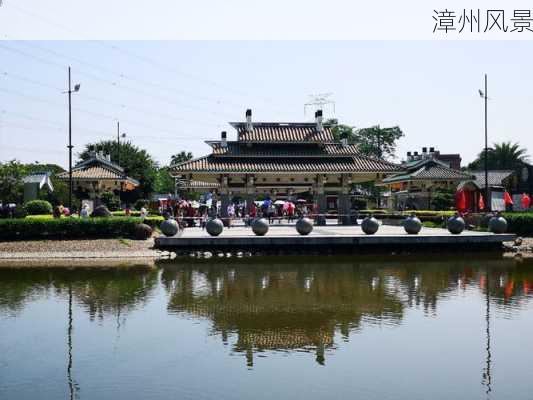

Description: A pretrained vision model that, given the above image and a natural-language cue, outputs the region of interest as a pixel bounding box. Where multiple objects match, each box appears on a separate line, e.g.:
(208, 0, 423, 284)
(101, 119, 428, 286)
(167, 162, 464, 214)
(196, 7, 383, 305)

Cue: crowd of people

(156, 197, 315, 228)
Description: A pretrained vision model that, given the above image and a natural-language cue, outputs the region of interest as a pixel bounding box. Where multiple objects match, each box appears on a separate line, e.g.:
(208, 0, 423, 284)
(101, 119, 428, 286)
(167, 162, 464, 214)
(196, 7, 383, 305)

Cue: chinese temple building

(171, 110, 400, 222)
(57, 151, 139, 203)
(380, 152, 473, 210)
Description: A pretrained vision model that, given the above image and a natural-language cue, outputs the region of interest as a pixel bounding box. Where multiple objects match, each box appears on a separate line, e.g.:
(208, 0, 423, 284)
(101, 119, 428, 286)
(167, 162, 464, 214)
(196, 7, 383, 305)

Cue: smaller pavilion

(57, 152, 139, 205)
(22, 172, 54, 202)
(381, 154, 473, 210)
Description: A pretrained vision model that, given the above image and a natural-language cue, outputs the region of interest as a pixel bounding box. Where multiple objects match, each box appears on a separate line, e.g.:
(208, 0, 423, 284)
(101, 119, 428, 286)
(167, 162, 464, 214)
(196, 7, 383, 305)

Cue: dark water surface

(1, 256, 533, 400)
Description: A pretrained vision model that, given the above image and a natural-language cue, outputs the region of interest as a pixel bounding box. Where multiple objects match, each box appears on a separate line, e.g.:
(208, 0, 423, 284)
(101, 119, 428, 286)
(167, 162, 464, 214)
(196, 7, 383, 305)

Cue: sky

(1, 40, 533, 169)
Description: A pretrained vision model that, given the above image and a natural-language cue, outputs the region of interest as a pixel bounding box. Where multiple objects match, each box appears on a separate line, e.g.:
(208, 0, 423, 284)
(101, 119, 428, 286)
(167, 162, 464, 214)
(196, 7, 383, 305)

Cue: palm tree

(170, 151, 193, 166)
(468, 141, 529, 170)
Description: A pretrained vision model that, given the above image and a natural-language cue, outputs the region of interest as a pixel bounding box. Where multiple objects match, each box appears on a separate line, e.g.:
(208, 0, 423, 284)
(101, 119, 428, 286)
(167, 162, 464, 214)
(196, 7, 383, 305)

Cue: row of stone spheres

(159, 214, 508, 237)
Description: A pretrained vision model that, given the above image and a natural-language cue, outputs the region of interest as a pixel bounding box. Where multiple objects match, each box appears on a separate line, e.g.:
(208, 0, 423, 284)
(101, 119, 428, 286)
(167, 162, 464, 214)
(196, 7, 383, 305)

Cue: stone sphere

(447, 214, 465, 235)
(296, 217, 314, 236)
(361, 216, 379, 235)
(251, 218, 269, 236)
(134, 223, 153, 240)
(160, 218, 179, 237)
(489, 215, 508, 234)
(206, 218, 224, 236)
(403, 215, 422, 235)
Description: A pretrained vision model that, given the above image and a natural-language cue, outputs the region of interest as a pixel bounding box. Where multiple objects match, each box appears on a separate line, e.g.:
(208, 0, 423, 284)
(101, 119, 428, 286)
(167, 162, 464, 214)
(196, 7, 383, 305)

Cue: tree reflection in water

(1, 257, 533, 376)
(160, 256, 533, 367)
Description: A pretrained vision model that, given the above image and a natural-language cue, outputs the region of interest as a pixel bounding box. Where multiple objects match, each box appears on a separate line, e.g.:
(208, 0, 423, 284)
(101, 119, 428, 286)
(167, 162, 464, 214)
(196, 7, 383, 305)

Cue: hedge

(501, 212, 533, 236)
(0, 216, 164, 240)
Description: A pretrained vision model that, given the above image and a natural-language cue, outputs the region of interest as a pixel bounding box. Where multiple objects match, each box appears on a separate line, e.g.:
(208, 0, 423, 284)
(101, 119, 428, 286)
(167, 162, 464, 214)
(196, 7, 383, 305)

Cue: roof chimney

(315, 110, 323, 132)
(245, 109, 252, 132)
(221, 131, 227, 148)
(429, 147, 435, 153)
(422, 147, 427, 153)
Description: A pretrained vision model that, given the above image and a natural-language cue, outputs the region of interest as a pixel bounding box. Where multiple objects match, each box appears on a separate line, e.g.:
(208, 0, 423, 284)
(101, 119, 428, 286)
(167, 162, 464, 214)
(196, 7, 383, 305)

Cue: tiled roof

(230, 122, 334, 142)
(171, 155, 400, 174)
(383, 160, 473, 184)
(210, 142, 361, 157)
(57, 158, 139, 185)
(469, 170, 514, 188)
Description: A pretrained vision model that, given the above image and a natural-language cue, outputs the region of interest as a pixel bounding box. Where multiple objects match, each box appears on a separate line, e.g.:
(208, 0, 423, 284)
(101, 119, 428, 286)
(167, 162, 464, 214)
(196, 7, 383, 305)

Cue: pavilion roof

(382, 158, 473, 184)
(459, 170, 514, 189)
(171, 155, 400, 174)
(230, 122, 334, 142)
(209, 141, 361, 157)
(57, 157, 139, 185)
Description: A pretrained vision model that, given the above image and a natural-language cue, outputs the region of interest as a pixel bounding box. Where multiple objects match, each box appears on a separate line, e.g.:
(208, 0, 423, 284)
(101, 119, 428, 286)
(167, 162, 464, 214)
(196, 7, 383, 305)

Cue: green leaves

(468, 141, 529, 171)
(331, 124, 404, 159)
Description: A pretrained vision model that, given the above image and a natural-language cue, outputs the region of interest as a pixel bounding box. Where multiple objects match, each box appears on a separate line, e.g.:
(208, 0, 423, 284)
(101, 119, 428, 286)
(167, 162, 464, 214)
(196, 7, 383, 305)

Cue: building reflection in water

(1, 258, 533, 384)
(160, 257, 533, 368)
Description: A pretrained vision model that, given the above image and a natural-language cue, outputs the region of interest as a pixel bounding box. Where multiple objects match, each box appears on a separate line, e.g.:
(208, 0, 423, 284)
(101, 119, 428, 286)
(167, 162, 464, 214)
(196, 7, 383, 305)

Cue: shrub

(91, 205, 111, 217)
(134, 199, 149, 211)
(134, 223, 153, 240)
(24, 200, 53, 215)
(502, 212, 533, 236)
(13, 206, 28, 219)
(100, 191, 120, 211)
(430, 189, 455, 211)
(0, 216, 163, 241)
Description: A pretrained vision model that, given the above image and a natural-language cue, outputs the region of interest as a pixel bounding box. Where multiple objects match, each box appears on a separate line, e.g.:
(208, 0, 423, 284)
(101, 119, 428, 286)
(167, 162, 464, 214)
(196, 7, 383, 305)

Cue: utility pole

(117, 121, 120, 166)
(68, 67, 73, 211)
(64, 67, 80, 211)
(484, 74, 489, 211)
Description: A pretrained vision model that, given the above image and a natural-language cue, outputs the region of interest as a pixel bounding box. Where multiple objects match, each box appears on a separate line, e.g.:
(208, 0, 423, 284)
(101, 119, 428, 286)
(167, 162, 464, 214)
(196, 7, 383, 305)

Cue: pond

(1, 255, 532, 400)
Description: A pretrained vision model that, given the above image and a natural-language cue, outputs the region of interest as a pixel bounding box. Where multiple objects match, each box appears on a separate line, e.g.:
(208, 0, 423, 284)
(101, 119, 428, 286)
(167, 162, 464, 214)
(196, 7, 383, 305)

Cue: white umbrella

(274, 200, 286, 205)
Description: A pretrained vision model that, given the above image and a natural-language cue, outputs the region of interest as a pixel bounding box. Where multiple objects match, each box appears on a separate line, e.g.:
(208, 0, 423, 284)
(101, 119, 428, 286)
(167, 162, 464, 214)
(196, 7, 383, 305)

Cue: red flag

(478, 194, 485, 211)
(455, 190, 466, 211)
(521, 194, 531, 209)
(504, 191, 514, 205)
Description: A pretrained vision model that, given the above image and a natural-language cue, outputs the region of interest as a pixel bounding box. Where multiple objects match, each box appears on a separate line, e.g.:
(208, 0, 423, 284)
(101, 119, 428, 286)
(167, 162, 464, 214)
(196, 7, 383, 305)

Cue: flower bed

(0, 216, 164, 240)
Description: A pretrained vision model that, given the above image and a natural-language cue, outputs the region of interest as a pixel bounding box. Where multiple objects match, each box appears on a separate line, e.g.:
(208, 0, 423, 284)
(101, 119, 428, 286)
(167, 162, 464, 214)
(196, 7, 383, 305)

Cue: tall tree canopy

(468, 141, 530, 170)
(331, 124, 404, 159)
(170, 151, 193, 166)
(78, 140, 158, 200)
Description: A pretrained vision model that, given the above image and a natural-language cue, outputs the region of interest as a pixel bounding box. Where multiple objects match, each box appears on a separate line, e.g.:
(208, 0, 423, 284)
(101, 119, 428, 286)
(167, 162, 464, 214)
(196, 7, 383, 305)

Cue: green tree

(78, 140, 158, 201)
(170, 151, 193, 166)
(468, 141, 530, 170)
(0, 160, 26, 203)
(0, 161, 69, 205)
(332, 124, 403, 159)
(154, 167, 175, 194)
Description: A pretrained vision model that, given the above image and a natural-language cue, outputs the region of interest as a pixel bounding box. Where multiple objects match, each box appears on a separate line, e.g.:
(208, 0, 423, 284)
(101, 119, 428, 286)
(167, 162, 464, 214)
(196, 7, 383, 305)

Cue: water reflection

(160, 256, 533, 367)
(1, 257, 533, 399)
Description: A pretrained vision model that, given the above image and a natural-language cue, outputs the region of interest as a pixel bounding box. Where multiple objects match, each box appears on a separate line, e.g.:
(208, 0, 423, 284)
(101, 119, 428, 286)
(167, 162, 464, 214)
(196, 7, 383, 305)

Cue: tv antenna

(304, 93, 335, 116)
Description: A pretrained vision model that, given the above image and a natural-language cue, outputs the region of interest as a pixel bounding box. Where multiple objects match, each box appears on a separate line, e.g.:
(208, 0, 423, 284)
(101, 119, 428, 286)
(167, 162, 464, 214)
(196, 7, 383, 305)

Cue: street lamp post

(479, 74, 489, 211)
(116, 121, 126, 207)
(64, 67, 80, 211)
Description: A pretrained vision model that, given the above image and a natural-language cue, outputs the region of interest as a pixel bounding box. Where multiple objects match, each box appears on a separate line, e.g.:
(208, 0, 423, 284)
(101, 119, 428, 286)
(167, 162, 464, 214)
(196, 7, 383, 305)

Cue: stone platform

(155, 225, 515, 253)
